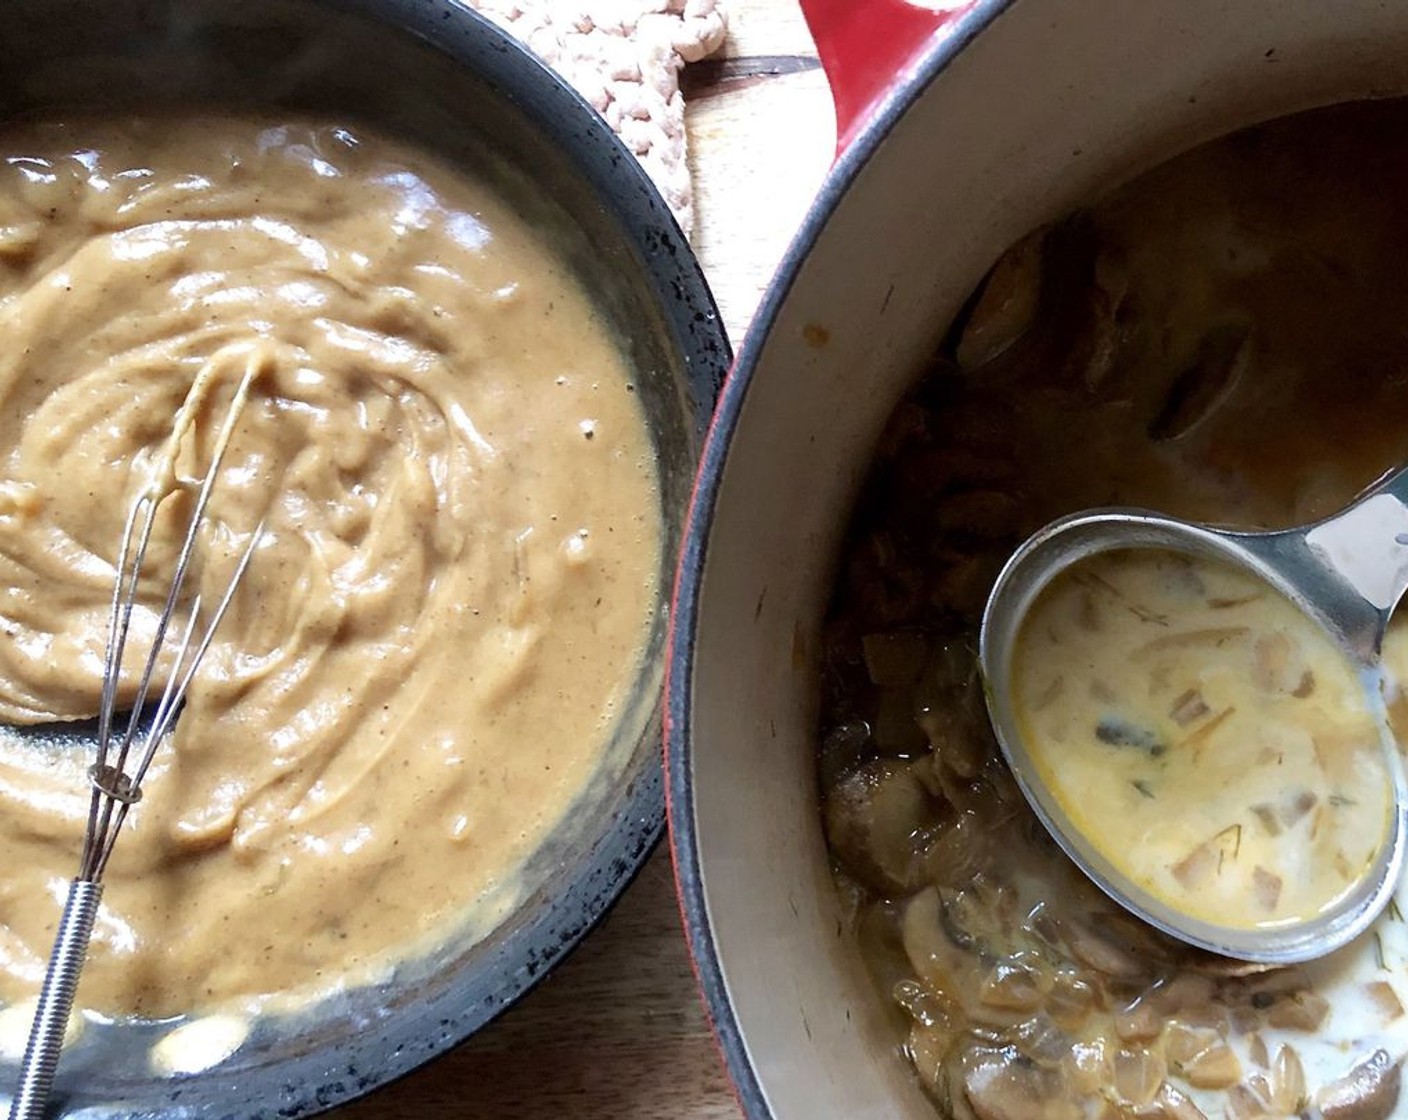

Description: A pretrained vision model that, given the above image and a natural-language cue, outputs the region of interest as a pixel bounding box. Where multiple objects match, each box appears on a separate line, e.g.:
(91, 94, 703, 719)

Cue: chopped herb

(1131, 779, 1155, 799)
(1176, 706, 1235, 757)
(1076, 590, 1100, 632)
(1138, 626, 1248, 654)
(1375, 931, 1388, 971)
(1072, 570, 1123, 599)
(1095, 717, 1165, 754)
(1214, 823, 1242, 872)
(1391, 898, 1405, 924)
(1127, 603, 1170, 626)
(1328, 793, 1357, 808)
(1207, 593, 1261, 609)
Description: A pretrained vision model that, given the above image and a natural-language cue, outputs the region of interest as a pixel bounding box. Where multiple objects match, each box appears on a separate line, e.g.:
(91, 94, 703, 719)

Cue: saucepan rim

(0, 0, 730, 1115)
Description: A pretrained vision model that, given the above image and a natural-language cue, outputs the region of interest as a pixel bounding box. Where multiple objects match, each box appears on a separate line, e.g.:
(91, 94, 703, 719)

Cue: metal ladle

(979, 466, 1408, 963)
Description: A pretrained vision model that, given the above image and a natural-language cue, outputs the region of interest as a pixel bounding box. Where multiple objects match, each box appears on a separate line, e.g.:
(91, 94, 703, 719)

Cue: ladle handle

(1295, 464, 1408, 643)
(1240, 463, 1408, 663)
(8, 879, 100, 1120)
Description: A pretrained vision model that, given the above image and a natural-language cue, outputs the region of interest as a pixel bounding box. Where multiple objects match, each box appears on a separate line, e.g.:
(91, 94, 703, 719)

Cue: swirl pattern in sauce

(0, 116, 660, 1019)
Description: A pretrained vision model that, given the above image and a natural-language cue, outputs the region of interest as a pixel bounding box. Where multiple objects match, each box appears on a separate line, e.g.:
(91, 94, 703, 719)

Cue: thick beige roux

(0, 117, 660, 1018)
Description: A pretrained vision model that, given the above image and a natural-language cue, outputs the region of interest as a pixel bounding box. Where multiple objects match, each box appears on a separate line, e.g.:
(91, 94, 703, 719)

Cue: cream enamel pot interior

(665, 2, 1408, 1117)
(0, 2, 729, 1117)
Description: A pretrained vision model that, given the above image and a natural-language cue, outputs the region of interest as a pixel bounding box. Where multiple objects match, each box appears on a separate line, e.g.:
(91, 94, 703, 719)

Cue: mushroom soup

(820, 99, 1408, 1120)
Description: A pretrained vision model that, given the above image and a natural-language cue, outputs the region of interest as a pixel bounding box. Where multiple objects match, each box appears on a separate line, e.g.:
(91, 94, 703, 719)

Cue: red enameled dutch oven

(666, 2, 1408, 1116)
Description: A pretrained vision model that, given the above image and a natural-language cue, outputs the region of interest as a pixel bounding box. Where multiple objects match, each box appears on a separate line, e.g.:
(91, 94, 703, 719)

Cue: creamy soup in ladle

(1011, 548, 1395, 931)
(0, 115, 660, 1022)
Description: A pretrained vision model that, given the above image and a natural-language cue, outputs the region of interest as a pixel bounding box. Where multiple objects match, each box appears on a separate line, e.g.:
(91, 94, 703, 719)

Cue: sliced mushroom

(1067, 922, 1151, 980)
(1227, 1082, 1271, 1120)
(1269, 1045, 1306, 1114)
(1062, 1038, 1113, 1096)
(920, 810, 990, 891)
(1147, 972, 1216, 1016)
(894, 977, 954, 1031)
(1263, 990, 1330, 1032)
(961, 1045, 1083, 1120)
(1115, 997, 1164, 1044)
(1279, 789, 1318, 829)
(979, 957, 1050, 1013)
(1184, 952, 1282, 980)
(902, 887, 977, 999)
(1365, 979, 1405, 1024)
(0, 220, 41, 259)
(910, 1021, 974, 1119)
(923, 753, 996, 816)
(1112, 1045, 1167, 1107)
(824, 759, 935, 895)
(1147, 321, 1251, 442)
(952, 230, 1046, 371)
(1169, 688, 1211, 726)
(1317, 1050, 1402, 1120)
(1251, 866, 1282, 913)
(1153, 1083, 1210, 1120)
(1180, 1043, 1242, 1090)
(1250, 631, 1309, 694)
(1010, 1013, 1073, 1068)
(1165, 1022, 1222, 1067)
(917, 716, 985, 782)
(1046, 973, 1096, 1032)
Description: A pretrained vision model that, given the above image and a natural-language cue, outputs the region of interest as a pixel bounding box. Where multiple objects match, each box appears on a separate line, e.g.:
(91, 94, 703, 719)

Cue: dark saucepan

(0, 2, 729, 1115)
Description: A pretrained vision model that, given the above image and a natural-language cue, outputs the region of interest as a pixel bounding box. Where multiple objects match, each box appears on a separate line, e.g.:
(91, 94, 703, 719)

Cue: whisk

(8, 361, 264, 1120)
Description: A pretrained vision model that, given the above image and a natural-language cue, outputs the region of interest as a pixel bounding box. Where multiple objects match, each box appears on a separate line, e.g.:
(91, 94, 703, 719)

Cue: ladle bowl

(979, 465, 1408, 962)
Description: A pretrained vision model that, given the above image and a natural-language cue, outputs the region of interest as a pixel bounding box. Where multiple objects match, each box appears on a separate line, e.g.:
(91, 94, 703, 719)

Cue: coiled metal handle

(8, 879, 101, 1120)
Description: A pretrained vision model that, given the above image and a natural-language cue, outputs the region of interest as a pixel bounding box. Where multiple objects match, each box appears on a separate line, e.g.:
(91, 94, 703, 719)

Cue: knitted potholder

(465, 0, 727, 239)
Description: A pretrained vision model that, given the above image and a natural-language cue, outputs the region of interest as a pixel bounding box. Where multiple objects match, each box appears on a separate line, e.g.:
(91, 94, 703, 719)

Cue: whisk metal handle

(8, 880, 101, 1120)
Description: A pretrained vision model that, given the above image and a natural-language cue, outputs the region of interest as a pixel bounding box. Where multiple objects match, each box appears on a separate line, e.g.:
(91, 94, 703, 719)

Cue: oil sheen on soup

(820, 100, 1408, 1120)
(0, 115, 660, 1033)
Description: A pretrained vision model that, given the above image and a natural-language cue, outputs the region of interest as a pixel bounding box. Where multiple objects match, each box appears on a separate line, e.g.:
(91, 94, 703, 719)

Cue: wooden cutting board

(340, 2, 835, 1117)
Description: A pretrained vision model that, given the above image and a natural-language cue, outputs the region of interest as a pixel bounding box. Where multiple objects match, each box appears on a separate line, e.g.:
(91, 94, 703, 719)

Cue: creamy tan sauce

(1013, 549, 1394, 931)
(0, 116, 660, 1018)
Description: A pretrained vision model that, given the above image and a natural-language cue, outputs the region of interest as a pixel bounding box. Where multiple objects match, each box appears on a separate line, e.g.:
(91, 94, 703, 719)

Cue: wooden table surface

(342, 3, 836, 1117)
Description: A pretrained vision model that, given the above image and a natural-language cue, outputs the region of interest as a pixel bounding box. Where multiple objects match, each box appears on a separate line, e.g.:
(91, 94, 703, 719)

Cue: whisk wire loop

(8, 347, 267, 1120)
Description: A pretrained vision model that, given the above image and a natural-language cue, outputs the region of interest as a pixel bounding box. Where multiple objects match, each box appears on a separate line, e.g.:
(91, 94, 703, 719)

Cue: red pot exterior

(799, 0, 969, 151)
(667, 2, 1408, 1117)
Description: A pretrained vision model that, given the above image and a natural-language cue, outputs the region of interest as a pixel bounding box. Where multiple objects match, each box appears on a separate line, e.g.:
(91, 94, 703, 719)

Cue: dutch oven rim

(662, 1, 1015, 1116)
